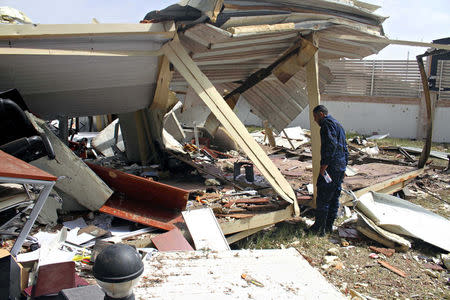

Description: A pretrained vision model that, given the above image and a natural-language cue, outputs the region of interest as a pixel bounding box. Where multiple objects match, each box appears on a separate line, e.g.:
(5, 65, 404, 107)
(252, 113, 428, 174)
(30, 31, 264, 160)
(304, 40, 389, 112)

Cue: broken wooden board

(26, 113, 112, 211)
(163, 38, 299, 216)
(134, 248, 345, 299)
(220, 205, 293, 235)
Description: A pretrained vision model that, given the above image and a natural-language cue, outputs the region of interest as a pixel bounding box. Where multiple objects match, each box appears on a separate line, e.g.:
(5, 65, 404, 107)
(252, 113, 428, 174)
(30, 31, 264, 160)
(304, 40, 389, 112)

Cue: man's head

(313, 105, 328, 125)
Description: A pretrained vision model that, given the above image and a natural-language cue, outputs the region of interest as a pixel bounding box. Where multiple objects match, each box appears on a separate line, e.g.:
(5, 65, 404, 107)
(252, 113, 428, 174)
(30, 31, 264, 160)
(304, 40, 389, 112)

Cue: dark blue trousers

(316, 168, 345, 223)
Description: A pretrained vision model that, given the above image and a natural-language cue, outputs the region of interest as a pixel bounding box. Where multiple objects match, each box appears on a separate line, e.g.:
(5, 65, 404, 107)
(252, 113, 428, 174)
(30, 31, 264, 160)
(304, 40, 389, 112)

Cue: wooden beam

(203, 93, 240, 136)
(220, 206, 293, 235)
(163, 39, 299, 216)
(150, 55, 173, 110)
(226, 225, 268, 244)
(0, 48, 161, 57)
(305, 33, 321, 208)
(227, 23, 296, 36)
(0, 23, 176, 39)
(273, 38, 318, 83)
(263, 120, 276, 148)
(211, 0, 224, 23)
(417, 56, 433, 169)
(319, 33, 450, 51)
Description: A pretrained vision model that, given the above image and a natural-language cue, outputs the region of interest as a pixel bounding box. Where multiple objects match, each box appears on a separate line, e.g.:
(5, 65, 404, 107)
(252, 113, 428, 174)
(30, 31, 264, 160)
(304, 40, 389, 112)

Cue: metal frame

(0, 176, 55, 256)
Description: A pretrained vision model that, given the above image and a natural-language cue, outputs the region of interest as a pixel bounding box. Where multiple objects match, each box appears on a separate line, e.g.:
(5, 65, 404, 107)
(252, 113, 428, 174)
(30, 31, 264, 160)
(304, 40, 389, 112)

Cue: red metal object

(87, 163, 189, 230)
(0, 150, 57, 181)
(151, 228, 194, 251)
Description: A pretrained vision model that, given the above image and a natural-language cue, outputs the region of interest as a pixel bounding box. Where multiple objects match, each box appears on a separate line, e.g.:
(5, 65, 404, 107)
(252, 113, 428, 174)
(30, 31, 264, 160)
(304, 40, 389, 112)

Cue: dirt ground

(235, 167, 450, 299)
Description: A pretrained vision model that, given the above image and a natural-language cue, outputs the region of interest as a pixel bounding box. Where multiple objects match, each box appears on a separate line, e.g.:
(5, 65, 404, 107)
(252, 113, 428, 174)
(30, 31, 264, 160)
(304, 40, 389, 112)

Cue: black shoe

(325, 217, 336, 234)
(305, 211, 327, 236)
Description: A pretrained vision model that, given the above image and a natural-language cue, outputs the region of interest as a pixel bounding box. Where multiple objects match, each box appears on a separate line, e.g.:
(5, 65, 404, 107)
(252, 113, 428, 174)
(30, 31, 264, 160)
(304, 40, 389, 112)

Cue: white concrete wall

(175, 96, 449, 143)
(288, 101, 420, 139)
(433, 106, 450, 143)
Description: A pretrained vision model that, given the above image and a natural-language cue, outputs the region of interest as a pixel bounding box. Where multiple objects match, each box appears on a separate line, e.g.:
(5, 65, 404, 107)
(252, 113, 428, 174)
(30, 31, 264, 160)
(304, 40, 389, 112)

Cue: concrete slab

(135, 248, 345, 299)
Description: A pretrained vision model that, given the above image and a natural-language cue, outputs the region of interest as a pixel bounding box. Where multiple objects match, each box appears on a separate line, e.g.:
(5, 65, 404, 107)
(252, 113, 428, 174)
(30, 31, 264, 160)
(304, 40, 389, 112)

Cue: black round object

(93, 244, 144, 283)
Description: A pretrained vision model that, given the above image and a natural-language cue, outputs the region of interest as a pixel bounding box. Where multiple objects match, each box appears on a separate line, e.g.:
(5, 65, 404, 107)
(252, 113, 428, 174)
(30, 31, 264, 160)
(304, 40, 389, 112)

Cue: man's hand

(320, 164, 328, 176)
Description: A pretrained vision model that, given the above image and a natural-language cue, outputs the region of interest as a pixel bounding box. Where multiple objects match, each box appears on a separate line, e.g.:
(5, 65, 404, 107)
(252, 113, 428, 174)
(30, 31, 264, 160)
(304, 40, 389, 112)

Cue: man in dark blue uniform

(308, 105, 348, 236)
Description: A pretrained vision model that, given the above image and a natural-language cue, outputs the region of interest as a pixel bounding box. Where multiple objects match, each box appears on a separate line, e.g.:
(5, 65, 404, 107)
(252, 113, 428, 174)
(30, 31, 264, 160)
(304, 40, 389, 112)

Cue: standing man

(307, 105, 348, 236)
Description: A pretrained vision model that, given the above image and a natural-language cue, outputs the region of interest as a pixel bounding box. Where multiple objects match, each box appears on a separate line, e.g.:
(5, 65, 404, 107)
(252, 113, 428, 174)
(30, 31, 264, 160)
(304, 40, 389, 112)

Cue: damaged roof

(171, 0, 387, 130)
(0, 0, 386, 124)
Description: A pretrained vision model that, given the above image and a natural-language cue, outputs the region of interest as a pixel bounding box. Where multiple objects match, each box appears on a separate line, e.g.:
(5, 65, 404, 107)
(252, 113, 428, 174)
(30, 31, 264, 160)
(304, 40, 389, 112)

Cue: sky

(1, 0, 449, 60)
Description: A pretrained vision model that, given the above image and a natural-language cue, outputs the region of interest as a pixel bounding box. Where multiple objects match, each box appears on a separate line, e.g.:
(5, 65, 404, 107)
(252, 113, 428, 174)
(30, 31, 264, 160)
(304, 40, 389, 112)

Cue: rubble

(0, 0, 448, 298)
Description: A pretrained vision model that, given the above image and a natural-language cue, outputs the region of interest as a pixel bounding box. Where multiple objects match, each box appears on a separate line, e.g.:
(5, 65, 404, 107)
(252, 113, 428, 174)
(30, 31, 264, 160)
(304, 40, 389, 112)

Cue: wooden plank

(263, 120, 276, 148)
(273, 38, 318, 83)
(220, 205, 293, 235)
(203, 93, 240, 136)
(0, 23, 175, 39)
(305, 33, 321, 208)
(226, 225, 267, 244)
(163, 39, 299, 216)
(417, 55, 434, 168)
(150, 55, 173, 110)
(211, 0, 224, 23)
(227, 23, 296, 35)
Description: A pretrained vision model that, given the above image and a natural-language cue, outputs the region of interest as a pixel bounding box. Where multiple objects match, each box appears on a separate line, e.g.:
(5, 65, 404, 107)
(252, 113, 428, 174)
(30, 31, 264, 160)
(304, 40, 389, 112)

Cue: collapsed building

(0, 1, 449, 298)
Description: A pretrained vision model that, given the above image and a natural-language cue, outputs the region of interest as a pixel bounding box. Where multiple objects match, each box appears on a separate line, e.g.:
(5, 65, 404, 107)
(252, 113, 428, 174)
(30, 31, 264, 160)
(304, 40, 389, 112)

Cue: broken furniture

(0, 150, 57, 257)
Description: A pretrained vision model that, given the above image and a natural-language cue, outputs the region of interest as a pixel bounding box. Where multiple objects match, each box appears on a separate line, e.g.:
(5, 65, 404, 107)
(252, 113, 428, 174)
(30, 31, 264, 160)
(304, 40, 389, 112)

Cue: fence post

(370, 59, 375, 96)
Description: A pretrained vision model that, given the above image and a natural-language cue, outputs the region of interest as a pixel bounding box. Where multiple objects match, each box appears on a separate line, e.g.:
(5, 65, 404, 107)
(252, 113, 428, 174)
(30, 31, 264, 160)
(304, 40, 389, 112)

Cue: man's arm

(320, 121, 338, 171)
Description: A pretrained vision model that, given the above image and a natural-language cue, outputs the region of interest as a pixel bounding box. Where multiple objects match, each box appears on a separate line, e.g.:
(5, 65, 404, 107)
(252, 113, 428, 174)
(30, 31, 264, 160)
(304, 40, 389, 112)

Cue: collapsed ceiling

(171, 0, 387, 131)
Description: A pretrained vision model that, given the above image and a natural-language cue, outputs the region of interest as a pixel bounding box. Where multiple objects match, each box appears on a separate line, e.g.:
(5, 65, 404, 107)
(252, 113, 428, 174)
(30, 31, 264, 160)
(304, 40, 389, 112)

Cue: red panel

(87, 163, 189, 230)
(0, 150, 57, 181)
(99, 194, 179, 231)
(151, 228, 194, 251)
(87, 163, 188, 211)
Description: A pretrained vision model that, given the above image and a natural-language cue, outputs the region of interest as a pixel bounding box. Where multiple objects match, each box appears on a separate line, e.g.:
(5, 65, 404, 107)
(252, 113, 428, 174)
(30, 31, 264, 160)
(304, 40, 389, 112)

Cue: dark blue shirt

(319, 115, 348, 172)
